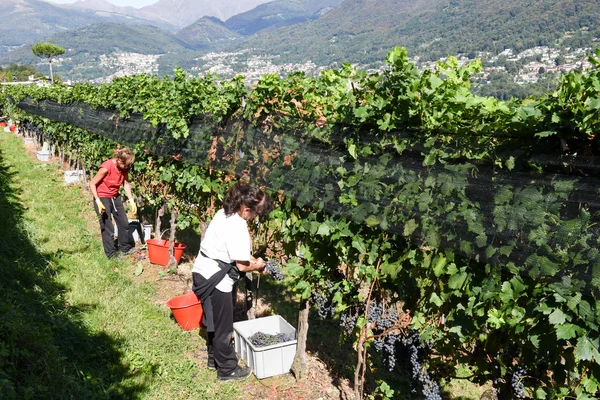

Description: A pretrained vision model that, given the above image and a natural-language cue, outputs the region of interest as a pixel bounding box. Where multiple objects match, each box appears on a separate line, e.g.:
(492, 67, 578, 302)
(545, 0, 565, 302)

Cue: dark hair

(223, 183, 272, 217)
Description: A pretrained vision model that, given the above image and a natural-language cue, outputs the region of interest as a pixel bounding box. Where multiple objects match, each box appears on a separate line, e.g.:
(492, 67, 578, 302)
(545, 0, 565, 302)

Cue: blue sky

(50, 0, 158, 8)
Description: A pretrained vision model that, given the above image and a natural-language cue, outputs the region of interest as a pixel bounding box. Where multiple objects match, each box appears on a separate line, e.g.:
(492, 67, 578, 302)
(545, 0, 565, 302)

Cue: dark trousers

(93, 195, 133, 258)
(208, 288, 238, 376)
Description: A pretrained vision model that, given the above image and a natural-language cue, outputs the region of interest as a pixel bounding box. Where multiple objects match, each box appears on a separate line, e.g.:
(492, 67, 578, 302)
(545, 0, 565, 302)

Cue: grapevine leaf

(575, 336, 600, 364)
(499, 282, 514, 303)
(555, 323, 582, 340)
(487, 309, 505, 329)
(582, 376, 599, 394)
(529, 334, 540, 348)
(505, 155, 517, 171)
(534, 387, 547, 399)
(548, 309, 568, 325)
(429, 292, 443, 307)
(534, 130, 556, 138)
(449, 325, 464, 340)
(348, 143, 357, 159)
(365, 215, 380, 227)
(448, 270, 467, 290)
(403, 219, 418, 236)
(316, 222, 330, 236)
(433, 255, 447, 277)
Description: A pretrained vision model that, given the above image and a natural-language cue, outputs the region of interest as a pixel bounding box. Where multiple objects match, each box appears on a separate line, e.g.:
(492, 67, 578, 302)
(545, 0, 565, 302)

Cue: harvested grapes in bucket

(248, 331, 295, 347)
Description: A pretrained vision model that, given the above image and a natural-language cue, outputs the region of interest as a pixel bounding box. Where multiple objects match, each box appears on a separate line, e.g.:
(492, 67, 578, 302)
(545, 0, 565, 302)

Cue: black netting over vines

(13, 96, 600, 295)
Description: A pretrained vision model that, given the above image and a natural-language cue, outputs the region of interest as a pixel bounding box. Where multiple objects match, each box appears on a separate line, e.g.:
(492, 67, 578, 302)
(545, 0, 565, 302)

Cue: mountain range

(54, 0, 276, 29)
(234, 0, 600, 65)
(1, 0, 599, 83)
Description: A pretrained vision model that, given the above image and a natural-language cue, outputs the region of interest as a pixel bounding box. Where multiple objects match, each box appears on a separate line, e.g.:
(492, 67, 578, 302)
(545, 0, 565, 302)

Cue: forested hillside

(175, 17, 241, 50)
(0, 0, 175, 52)
(235, 0, 600, 65)
(3, 23, 190, 66)
(224, 0, 344, 36)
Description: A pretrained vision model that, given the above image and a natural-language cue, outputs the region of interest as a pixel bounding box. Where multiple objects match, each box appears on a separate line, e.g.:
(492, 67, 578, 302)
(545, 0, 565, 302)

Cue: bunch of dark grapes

(340, 311, 357, 335)
(264, 259, 284, 281)
(400, 330, 442, 400)
(248, 331, 295, 347)
(511, 369, 527, 398)
(311, 281, 337, 320)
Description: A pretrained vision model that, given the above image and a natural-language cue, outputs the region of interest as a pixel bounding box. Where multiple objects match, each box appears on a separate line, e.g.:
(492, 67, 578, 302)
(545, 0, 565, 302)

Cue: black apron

(191, 253, 241, 332)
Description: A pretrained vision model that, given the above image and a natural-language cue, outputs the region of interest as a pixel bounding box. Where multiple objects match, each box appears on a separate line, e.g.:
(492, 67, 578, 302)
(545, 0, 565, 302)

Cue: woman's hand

(128, 199, 137, 215)
(254, 257, 266, 271)
(236, 257, 266, 272)
(95, 198, 106, 214)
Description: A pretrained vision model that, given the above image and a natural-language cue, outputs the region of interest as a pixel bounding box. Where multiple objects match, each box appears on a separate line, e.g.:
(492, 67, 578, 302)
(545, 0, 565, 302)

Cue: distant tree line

(0, 64, 43, 82)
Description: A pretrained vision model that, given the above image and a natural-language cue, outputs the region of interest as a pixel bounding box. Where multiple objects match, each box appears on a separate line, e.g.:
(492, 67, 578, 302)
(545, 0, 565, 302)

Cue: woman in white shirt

(192, 183, 272, 381)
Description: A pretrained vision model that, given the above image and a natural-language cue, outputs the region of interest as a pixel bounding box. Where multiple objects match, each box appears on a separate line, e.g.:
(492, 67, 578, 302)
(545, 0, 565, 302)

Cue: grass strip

(0, 134, 240, 399)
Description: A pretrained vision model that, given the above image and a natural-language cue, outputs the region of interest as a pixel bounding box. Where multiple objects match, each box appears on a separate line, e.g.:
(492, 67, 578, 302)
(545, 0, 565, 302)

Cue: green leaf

(448, 271, 468, 290)
(316, 222, 330, 236)
(448, 326, 465, 342)
(549, 309, 568, 325)
(534, 130, 556, 138)
(487, 309, 505, 329)
(499, 281, 514, 303)
(555, 323, 581, 340)
(403, 219, 418, 236)
(582, 375, 599, 394)
(529, 334, 540, 348)
(534, 387, 547, 399)
(506, 156, 515, 170)
(576, 336, 600, 364)
(134, 263, 144, 276)
(365, 215, 380, 227)
(432, 255, 447, 277)
(429, 292, 443, 307)
(348, 143, 357, 159)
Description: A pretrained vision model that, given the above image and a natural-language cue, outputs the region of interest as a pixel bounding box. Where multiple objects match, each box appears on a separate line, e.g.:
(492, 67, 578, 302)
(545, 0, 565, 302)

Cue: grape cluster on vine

(401, 330, 442, 400)
(311, 281, 338, 320)
(511, 369, 527, 398)
(340, 299, 442, 400)
(263, 259, 284, 281)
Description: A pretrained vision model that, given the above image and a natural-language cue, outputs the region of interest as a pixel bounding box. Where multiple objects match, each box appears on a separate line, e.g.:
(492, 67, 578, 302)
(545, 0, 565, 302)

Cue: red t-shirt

(96, 159, 129, 198)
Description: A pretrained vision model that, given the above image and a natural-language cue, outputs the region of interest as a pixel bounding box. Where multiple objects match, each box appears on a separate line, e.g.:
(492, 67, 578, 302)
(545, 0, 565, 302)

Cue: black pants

(206, 288, 238, 376)
(93, 195, 133, 258)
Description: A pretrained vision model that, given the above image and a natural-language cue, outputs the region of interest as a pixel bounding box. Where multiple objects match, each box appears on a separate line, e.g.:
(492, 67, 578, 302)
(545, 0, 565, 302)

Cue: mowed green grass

(0, 133, 238, 399)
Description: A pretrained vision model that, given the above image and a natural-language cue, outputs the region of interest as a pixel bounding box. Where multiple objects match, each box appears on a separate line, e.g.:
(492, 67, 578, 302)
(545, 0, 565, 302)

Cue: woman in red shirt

(89, 148, 137, 258)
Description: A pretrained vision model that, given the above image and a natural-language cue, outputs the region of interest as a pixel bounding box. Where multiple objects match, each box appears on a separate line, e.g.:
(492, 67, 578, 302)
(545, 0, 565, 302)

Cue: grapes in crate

(248, 331, 294, 347)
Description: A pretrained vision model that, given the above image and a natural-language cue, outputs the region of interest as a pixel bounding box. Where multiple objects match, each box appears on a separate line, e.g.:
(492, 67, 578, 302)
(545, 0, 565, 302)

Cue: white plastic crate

(64, 170, 85, 184)
(36, 151, 51, 162)
(233, 315, 297, 379)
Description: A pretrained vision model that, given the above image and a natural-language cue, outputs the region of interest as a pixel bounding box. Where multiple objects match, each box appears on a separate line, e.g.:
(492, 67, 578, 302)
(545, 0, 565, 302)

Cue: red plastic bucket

(146, 239, 186, 266)
(166, 292, 203, 330)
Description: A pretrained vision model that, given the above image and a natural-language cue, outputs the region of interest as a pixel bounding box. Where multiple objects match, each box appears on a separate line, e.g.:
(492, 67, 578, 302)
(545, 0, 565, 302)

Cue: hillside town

(12, 41, 597, 93)
(55, 44, 596, 89)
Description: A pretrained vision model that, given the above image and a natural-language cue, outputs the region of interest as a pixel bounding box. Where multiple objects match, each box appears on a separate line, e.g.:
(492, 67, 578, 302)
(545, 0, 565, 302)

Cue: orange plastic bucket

(166, 292, 203, 330)
(146, 239, 186, 266)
